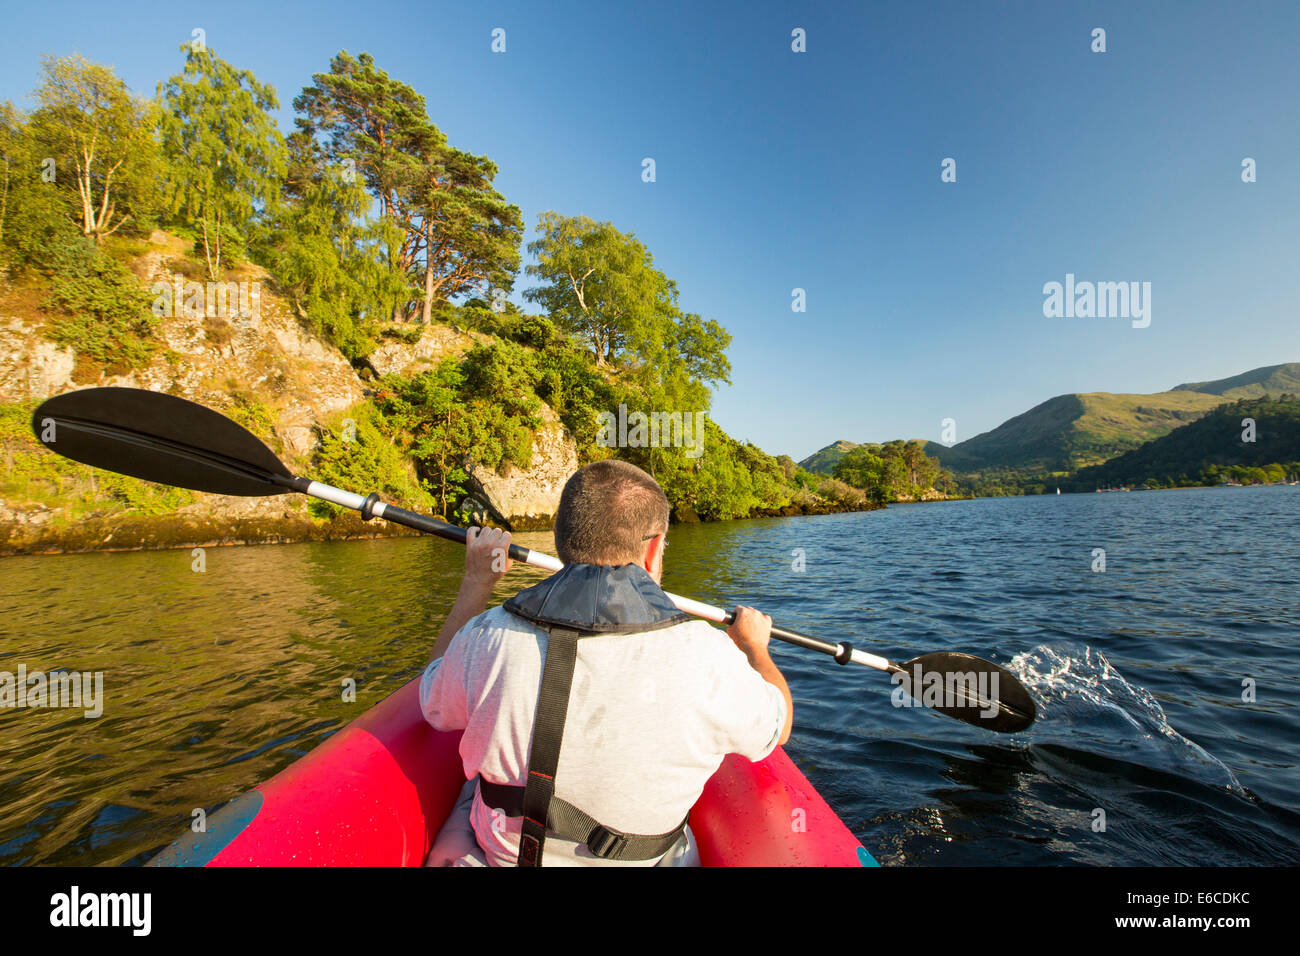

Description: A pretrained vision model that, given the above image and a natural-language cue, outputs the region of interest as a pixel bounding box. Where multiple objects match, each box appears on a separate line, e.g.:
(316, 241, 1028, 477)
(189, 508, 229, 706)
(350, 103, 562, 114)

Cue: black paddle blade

(891, 652, 1037, 733)
(30, 387, 294, 496)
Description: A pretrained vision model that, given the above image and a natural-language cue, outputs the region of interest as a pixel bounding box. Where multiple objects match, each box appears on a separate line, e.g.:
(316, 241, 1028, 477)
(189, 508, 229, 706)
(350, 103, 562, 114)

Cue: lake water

(0, 485, 1296, 865)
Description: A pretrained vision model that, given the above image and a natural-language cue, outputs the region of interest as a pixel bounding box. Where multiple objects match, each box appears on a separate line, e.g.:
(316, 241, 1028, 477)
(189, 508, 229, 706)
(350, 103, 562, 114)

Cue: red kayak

(149, 678, 876, 867)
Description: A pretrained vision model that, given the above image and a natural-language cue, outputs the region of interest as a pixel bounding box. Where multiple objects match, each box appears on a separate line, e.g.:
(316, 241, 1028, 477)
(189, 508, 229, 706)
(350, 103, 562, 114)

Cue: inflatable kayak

(149, 677, 877, 867)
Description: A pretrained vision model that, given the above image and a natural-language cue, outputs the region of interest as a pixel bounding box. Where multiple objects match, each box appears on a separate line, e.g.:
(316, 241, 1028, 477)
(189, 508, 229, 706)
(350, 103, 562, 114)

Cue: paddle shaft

(292, 476, 889, 670)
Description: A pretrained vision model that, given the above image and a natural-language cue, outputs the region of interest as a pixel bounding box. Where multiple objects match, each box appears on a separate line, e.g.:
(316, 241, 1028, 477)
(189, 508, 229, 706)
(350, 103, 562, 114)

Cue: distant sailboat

(1055, 487, 1060, 495)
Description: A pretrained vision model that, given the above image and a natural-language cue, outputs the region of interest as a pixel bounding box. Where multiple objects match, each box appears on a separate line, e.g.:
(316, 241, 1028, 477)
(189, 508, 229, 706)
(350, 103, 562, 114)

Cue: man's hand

(727, 605, 773, 661)
(428, 526, 513, 664)
(463, 526, 513, 592)
(726, 605, 791, 746)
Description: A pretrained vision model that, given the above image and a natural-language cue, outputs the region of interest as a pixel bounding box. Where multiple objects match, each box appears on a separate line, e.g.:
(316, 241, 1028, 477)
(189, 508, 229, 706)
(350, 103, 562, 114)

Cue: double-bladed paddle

(30, 387, 1037, 733)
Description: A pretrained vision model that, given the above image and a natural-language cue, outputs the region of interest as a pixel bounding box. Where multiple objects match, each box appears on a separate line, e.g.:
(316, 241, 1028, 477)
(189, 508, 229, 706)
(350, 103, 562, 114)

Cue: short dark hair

(554, 460, 669, 565)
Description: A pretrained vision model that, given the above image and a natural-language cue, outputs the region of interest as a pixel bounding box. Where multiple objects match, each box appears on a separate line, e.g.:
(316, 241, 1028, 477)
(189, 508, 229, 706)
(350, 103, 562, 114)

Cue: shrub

(44, 249, 157, 374)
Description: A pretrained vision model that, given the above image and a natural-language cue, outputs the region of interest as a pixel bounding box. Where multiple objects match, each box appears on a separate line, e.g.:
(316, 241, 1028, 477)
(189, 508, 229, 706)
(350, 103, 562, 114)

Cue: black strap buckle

(519, 833, 542, 866)
(585, 825, 629, 859)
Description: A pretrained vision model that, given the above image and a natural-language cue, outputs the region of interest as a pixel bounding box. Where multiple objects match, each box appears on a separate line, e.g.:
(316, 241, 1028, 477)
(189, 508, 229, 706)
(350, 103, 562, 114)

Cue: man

(420, 459, 792, 866)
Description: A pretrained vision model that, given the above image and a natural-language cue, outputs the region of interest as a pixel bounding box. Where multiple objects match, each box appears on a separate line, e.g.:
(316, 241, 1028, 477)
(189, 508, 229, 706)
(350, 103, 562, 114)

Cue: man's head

(554, 459, 669, 580)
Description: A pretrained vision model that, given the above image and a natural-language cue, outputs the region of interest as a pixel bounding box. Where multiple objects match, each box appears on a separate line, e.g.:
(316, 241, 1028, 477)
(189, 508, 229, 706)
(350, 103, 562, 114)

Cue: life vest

(484, 562, 694, 867)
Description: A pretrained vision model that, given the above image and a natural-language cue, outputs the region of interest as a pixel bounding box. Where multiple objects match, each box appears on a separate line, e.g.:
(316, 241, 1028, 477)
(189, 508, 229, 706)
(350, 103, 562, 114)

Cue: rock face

(1, 233, 365, 464)
(365, 323, 484, 379)
(0, 318, 76, 402)
(893, 488, 953, 503)
(465, 404, 579, 531)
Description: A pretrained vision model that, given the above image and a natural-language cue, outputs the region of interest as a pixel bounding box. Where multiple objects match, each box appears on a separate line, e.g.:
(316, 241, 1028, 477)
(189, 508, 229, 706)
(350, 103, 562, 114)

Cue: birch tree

(159, 46, 286, 279)
(31, 54, 157, 242)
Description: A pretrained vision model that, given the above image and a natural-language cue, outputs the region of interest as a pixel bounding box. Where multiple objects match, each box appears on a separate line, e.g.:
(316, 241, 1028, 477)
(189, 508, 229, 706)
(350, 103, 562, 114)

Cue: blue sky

(2, 1, 1297, 460)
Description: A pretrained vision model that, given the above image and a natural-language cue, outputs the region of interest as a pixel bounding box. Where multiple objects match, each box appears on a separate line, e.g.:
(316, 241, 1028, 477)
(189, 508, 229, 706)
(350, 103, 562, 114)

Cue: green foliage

(158, 45, 287, 279)
(44, 247, 158, 373)
(3, 78, 158, 375)
(535, 348, 618, 458)
(308, 404, 432, 518)
(0, 101, 87, 274)
(609, 418, 792, 521)
(374, 349, 543, 519)
(226, 391, 278, 446)
(833, 440, 943, 503)
(28, 54, 160, 242)
(293, 51, 522, 324)
(1, 400, 193, 519)
(524, 212, 731, 409)
(460, 340, 542, 420)
(1068, 396, 1300, 491)
(834, 446, 887, 502)
(260, 131, 399, 359)
(809, 476, 869, 510)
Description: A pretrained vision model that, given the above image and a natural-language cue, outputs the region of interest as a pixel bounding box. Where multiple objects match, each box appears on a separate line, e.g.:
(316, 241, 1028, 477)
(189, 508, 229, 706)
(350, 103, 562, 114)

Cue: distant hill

(921, 391, 1225, 474)
(1069, 395, 1300, 490)
(797, 363, 1299, 482)
(1170, 363, 1300, 399)
(798, 440, 861, 475)
(798, 437, 933, 476)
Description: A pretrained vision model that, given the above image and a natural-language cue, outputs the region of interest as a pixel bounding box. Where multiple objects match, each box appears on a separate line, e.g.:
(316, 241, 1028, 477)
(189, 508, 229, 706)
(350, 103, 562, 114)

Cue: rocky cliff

(466, 403, 579, 531)
(0, 231, 580, 553)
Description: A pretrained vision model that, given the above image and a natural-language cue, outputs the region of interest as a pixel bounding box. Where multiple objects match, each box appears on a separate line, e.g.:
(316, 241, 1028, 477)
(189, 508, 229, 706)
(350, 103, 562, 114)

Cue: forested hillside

(1067, 396, 1300, 490)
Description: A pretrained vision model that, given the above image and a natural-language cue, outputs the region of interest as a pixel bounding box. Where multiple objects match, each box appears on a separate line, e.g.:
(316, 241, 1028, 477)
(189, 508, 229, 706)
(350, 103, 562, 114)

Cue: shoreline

(0, 511, 427, 557)
(0, 498, 889, 558)
(23, 487, 1279, 558)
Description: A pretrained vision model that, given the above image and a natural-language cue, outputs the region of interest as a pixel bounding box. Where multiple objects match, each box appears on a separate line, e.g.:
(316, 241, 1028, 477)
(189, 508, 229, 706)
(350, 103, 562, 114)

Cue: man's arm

(427, 527, 514, 664)
(726, 605, 793, 747)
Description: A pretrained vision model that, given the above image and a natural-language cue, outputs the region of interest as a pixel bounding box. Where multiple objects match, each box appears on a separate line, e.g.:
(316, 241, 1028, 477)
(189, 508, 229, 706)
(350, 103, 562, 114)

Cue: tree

(291, 53, 523, 328)
(0, 101, 87, 274)
(834, 446, 888, 502)
(895, 440, 941, 494)
(0, 101, 18, 252)
(525, 212, 731, 402)
(293, 51, 440, 322)
(260, 130, 403, 358)
(834, 441, 945, 502)
(377, 350, 541, 519)
(30, 54, 158, 242)
(525, 213, 669, 366)
(158, 46, 286, 279)
(410, 143, 522, 322)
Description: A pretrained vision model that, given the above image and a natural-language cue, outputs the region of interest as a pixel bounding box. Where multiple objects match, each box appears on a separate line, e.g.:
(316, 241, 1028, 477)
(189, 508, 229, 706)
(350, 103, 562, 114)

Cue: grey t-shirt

(419, 604, 787, 867)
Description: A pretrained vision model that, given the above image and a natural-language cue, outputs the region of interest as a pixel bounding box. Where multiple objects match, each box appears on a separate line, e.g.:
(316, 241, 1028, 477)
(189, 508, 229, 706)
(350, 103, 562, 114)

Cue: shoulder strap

(517, 626, 579, 866)
(512, 625, 688, 867)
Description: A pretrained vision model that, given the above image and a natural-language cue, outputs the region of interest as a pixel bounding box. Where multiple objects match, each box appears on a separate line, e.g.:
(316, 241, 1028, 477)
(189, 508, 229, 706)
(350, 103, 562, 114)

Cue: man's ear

(641, 533, 664, 571)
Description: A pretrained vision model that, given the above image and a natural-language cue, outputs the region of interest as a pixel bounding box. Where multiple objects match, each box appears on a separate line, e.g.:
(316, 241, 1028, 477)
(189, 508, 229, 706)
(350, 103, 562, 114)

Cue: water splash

(1009, 643, 1244, 794)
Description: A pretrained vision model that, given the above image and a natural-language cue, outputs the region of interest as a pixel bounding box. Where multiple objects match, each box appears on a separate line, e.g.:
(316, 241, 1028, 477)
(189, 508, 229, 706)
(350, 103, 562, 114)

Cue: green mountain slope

(800, 364, 1298, 482)
(1170, 362, 1300, 398)
(798, 440, 860, 475)
(923, 391, 1224, 474)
